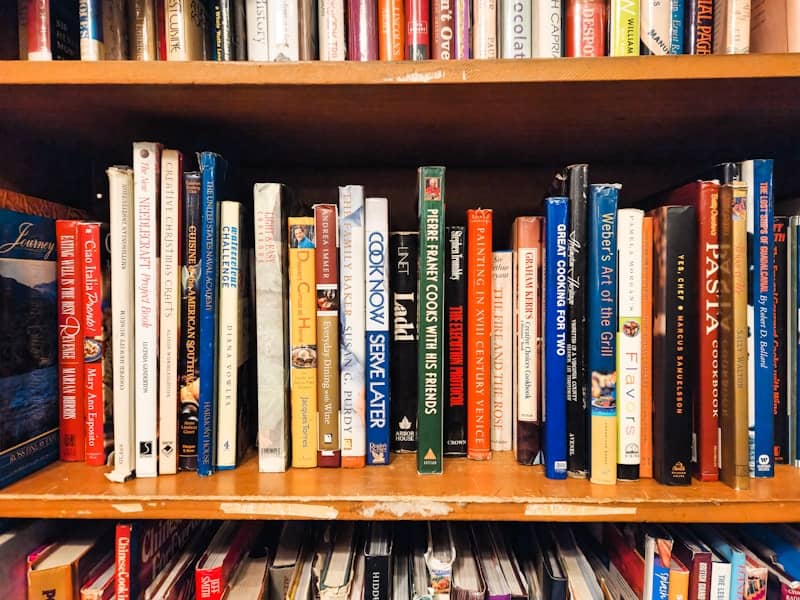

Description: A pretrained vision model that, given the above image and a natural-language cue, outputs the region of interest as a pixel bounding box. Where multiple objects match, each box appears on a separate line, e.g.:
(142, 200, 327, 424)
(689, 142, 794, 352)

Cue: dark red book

(773, 216, 789, 464)
(603, 524, 644, 597)
(405, 0, 430, 59)
(432, 0, 455, 58)
(565, 0, 607, 56)
(348, 0, 379, 60)
(156, 0, 166, 59)
(26, 0, 79, 60)
(669, 525, 713, 600)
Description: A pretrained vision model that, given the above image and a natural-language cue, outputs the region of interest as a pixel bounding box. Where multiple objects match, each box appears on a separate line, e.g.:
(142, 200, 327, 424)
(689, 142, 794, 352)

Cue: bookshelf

(1, 56, 799, 524)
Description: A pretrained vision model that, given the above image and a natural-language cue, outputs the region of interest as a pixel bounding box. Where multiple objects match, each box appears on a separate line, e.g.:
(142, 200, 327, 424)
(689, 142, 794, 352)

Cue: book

(158, 149, 181, 475)
(298, 0, 317, 59)
(433, 0, 455, 58)
(587, 184, 619, 485)
(405, 0, 430, 58)
(178, 170, 202, 473)
(288, 214, 318, 468)
(640, 0, 672, 53)
(512, 216, 543, 466)
(348, 0, 378, 59)
(670, 524, 713, 600)
(426, 523, 455, 600)
(532, 0, 562, 56)
(339, 185, 367, 468)
(774, 216, 790, 464)
(473, 0, 497, 58)
(315, 203, 341, 468)
(269, 522, 306, 600)
(129, 0, 158, 59)
(0, 520, 59, 599)
(365, 523, 393, 600)
(565, 0, 606, 55)
(196, 522, 261, 600)
(390, 232, 419, 453)
(473, 523, 514, 600)
(451, 524, 486, 600)
(27, 0, 80, 60)
(695, 524, 747, 600)
(319, 0, 346, 59)
(365, 197, 391, 465)
(454, 0, 470, 57)
(315, 522, 357, 600)
(467, 209, 492, 461)
(79, 0, 104, 59)
(671, 0, 685, 52)
(417, 166, 446, 475)
(226, 547, 271, 599)
(543, 197, 568, 480)
(491, 251, 513, 452)
(640, 215, 654, 479)
(144, 524, 216, 600)
(214, 0, 236, 60)
(719, 182, 750, 490)
(498, 0, 531, 58)
(790, 217, 799, 466)
(379, 0, 405, 59)
(245, 0, 268, 59)
(751, 0, 800, 52)
(685, 0, 714, 53)
(610, 0, 639, 54)
(79, 554, 114, 600)
(713, 0, 750, 52)
(616, 208, 643, 481)
(444, 226, 467, 457)
(165, 0, 206, 59)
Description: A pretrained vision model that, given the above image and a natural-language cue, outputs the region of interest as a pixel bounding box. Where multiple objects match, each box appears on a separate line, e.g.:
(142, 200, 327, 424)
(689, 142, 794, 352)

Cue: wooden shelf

(2, 453, 799, 522)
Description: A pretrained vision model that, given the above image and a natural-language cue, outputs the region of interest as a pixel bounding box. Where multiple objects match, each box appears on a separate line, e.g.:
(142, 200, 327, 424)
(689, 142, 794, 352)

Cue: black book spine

(565, 164, 589, 478)
(653, 206, 697, 485)
(684, 0, 714, 54)
(389, 232, 419, 453)
(52, 0, 80, 59)
(444, 226, 467, 456)
(774, 217, 789, 464)
(364, 554, 392, 600)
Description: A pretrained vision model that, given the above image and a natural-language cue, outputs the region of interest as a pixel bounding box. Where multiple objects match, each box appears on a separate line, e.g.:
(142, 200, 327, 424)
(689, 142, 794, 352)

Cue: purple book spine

(454, 0, 470, 57)
(348, 0, 379, 60)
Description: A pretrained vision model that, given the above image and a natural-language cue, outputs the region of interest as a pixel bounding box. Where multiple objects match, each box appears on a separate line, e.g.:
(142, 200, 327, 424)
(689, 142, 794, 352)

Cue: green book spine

(417, 166, 446, 474)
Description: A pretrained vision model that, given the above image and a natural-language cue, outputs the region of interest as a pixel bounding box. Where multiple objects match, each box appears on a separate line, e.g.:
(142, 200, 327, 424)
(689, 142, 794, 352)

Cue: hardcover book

(405, 0, 430, 58)
(565, 0, 606, 55)
(195, 522, 261, 600)
(164, 0, 205, 59)
(444, 226, 467, 457)
(685, 0, 714, 52)
(473, 0, 497, 57)
(790, 217, 799, 466)
(348, 0, 379, 59)
(713, 0, 750, 52)
(319, 0, 346, 59)
(610, 0, 639, 54)
(379, 0, 405, 59)
(750, 0, 800, 52)
(433, 0, 455, 58)
(454, 0, 469, 57)
(245, 0, 268, 59)
(640, 0, 673, 53)
(533, 0, 561, 56)
(27, 0, 80, 59)
(500, 0, 531, 57)
(128, 0, 158, 60)
(365, 523, 393, 600)
(774, 216, 789, 464)
(640, 216, 654, 479)
(79, 0, 104, 59)
(103, 0, 129, 60)
(491, 250, 513, 452)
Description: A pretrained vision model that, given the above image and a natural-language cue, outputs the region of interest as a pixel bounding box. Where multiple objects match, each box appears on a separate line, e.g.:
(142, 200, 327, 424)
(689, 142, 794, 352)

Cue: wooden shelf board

(1, 453, 798, 522)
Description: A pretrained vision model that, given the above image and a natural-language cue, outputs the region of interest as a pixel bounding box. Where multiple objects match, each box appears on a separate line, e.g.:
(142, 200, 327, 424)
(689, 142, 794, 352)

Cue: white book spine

(491, 251, 513, 451)
(711, 561, 732, 599)
(158, 150, 181, 475)
(254, 183, 290, 472)
(79, 0, 105, 60)
(268, 0, 300, 60)
(319, 0, 346, 59)
(133, 141, 161, 478)
(339, 185, 367, 465)
(616, 208, 643, 472)
(473, 0, 498, 57)
(246, 0, 270, 60)
(515, 247, 539, 432)
(500, 0, 532, 58)
(216, 201, 242, 469)
(713, 0, 751, 53)
(106, 166, 136, 483)
(532, 0, 562, 56)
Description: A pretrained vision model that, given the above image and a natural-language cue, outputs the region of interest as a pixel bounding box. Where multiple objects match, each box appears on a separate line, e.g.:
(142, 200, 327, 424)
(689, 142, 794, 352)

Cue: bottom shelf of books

(2, 452, 800, 522)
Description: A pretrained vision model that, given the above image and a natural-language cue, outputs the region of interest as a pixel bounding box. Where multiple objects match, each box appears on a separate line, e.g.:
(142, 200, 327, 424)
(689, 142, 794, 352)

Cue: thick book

(616, 208, 644, 481)
(742, 159, 775, 478)
(472, 0, 497, 57)
(650, 204, 696, 486)
(128, 0, 158, 59)
(499, 0, 531, 57)
(512, 216, 543, 466)
(289, 214, 318, 468)
(451, 524, 486, 600)
(543, 197, 568, 479)
(164, 0, 205, 59)
(467, 209, 492, 461)
(79, 0, 104, 59)
(774, 216, 789, 464)
(339, 185, 367, 468)
(144, 524, 216, 600)
(565, 0, 606, 55)
(640, 216, 654, 479)
(348, 0, 378, 59)
(365, 197, 391, 465)
(319, 0, 346, 59)
(751, 0, 800, 52)
(444, 226, 467, 457)
(417, 166, 446, 474)
(315, 203, 341, 467)
(587, 184, 619, 485)
(379, 0, 405, 59)
(27, 0, 80, 60)
(365, 523, 393, 600)
(432, 0, 455, 58)
(491, 251, 513, 452)
(713, 0, 750, 52)
(610, 0, 639, 54)
(685, 0, 714, 52)
(405, 0, 430, 58)
(178, 170, 202, 473)
(196, 522, 261, 600)
(1, 519, 60, 599)
(390, 232, 419, 453)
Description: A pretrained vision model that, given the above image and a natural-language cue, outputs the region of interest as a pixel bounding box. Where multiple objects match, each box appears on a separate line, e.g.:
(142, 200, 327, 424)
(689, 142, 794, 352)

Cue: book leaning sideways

(0, 189, 84, 489)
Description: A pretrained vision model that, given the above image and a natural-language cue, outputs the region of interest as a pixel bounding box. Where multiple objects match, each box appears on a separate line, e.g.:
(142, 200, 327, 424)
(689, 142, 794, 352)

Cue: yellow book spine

(28, 562, 74, 600)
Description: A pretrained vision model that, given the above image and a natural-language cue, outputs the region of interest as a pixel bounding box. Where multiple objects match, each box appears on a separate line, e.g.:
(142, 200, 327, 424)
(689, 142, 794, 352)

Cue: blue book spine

(365, 198, 391, 465)
(700, 527, 746, 600)
(79, 0, 104, 58)
(652, 562, 670, 600)
(587, 184, 620, 484)
(544, 197, 569, 479)
(741, 524, 800, 580)
(670, 0, 684, 54)
(197, 152, 227, 477)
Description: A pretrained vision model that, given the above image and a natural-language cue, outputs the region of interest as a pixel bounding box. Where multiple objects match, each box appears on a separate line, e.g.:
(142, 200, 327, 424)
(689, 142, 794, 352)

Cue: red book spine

(432, 0, 455, 58)
(156, 0, 166, 59)
(467, 209, 492, 460)
(348, 0, 379, 59)
(405, 0, 430, 59)
(565, 0, 607, 56)
(115, 522, 133, 600)
(56, 220, 85, 462)
(196, 525, 257, 600)
(27, 0, 51, 59)
(80, 223, 105, 465)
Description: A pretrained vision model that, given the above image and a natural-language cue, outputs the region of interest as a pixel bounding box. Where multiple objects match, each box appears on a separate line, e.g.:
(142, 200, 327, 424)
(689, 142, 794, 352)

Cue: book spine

(743, 159, 775, 478)
(129, 0, 158, 59)
(79, 223, 106, 466)
(670, 0, 684, 52)
(405, 0, 430, 58)
(80, 0, 105, 59)
(108, 166, 135, 480)
(178, 171, 202, 472)
(319, 0, 346, 59)
(444, 226, 467, 456)
(379, 0, 405, 59)
(115, 522, 133, 599)
(790, 218, 799, 466)
(473, 0, 497, 57)
(685, 0, 714, 53)
(467, 209, 493, 461)
(532, 0, 562, 56)
(514, 216, 543, 465)
(432, 0, 455, 58)
(712, 0, 750, 53)
(417, 166, 446, 474)
(18, 0, 28, 58)
(587, 184, 619, 485)
(195, 565, 225, 600)
(289, 215, 318, 468)
(454, 0, 470, 57)
(27, 0, 52, 60)
(365, 198, 391, 465)
(565, 0, 606, 55)
(197, 151, 226, 476)
(500, 0, 532, 57)
(315, 204, 342, 467)
(365, 555, 391, 600)
(566, 164, 589, 477)
(348, 0, 379, 59)
(157, 0, 166, 58)
(340, 185, 367, 468)
(640, 0, 671, 53)
(774, 217, 789, 464)
(640, 215, 654, 478)
(56, 220, 85, 462)
(544, 197, 569, 479)
(215, 201, 241, 469)
(103, 0, 129, 59)
(246, 0, 268, 59)
(390, 232, 419, 453)
(610, 0, 639, 54)
(491, 251, 513, 451)
(268, 0, 300, 59)
(215, 0, 235, 59)
(165, 0, 206, 59)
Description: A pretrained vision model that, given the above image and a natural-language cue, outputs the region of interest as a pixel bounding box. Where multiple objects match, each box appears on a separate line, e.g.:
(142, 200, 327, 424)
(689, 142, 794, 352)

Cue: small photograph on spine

(444, 225, 467, 457)
(491, 250, 513, 452)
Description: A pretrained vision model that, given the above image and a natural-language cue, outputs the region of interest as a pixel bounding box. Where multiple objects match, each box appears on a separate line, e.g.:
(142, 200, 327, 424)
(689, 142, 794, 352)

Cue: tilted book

(491, 250, 513, 452)
(774, 216, 790, 464)
(444, 226, 467, 457)
(196, 522, 261, 600)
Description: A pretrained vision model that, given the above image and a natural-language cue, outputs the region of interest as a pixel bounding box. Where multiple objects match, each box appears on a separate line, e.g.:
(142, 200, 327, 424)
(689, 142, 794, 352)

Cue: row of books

(7, 517, 800, 600)
(9, 0, 799, 62)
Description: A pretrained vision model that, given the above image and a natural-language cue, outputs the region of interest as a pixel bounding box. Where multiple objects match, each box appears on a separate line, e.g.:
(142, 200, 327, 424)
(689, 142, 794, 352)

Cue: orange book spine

(640, 216, 654, 478)
(378, 0, 405, 59)
(467, 209, 493, 460)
